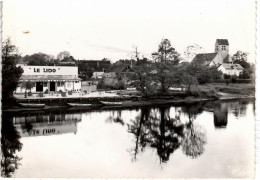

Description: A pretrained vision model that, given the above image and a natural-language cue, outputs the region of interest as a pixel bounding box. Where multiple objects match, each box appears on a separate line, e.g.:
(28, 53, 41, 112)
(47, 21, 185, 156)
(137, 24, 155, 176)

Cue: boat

(19, 103, 45, 108)
(67, 103, 92, 107)
(100, 101, 123, 106)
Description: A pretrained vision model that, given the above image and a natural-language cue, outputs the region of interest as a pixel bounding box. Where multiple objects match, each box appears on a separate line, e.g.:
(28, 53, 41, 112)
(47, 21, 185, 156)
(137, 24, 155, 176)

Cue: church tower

(215, 39, 229, 60)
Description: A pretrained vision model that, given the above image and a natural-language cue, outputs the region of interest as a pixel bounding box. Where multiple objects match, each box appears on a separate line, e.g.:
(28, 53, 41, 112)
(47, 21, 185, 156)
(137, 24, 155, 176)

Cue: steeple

(215, 39, 229, 60)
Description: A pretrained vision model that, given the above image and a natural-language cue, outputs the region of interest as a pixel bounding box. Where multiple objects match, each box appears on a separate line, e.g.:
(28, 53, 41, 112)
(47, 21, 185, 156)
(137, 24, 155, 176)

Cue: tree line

(1, 38, 254, 105)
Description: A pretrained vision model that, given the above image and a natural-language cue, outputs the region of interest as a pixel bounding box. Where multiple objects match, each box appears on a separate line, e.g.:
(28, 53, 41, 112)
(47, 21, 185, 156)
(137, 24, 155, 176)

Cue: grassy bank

(198, 83, 255, 96)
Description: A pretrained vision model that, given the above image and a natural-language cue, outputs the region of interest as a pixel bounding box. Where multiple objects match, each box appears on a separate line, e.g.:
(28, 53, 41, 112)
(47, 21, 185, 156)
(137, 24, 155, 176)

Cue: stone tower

(215, 39, 229, 60)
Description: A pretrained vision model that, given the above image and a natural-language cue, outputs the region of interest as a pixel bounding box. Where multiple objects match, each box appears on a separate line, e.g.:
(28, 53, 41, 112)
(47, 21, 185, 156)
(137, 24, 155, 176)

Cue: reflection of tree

(106, 110, 124, 126)
(181, 120, 206, 159)
(1, 113, 23, 177)
(128, 107, 184, 163)
(181, 105, 207, 159)
(128, 108, 150, 161)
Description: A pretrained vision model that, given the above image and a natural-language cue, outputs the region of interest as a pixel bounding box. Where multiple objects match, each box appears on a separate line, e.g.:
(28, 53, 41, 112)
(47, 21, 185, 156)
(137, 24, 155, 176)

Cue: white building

(15, 66, 82, 93)
(217, 63, 244, 76)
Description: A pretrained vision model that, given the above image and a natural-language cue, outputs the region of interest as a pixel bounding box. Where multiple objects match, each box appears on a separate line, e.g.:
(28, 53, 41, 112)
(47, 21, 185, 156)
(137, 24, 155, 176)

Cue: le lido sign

(34, 68, 57, 73)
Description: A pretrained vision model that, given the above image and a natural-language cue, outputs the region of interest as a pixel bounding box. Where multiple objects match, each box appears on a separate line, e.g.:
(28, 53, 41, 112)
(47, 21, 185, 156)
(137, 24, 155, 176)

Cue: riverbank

(2, 92, 255, 112)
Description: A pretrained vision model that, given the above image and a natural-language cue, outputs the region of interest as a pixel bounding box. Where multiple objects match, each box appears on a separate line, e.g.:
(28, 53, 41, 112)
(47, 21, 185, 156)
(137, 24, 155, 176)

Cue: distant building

(105, 64, 134, 78)
(192, 39, 243, 75)
(78, 60, 111, 71)
(59, 56, 77, 66)
(217, 63, 243, 76)
(77, 60, 112, 79)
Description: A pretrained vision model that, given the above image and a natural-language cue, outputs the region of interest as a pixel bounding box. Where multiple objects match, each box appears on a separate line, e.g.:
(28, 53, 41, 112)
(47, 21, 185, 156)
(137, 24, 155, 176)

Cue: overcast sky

(3, 0, 256, 63)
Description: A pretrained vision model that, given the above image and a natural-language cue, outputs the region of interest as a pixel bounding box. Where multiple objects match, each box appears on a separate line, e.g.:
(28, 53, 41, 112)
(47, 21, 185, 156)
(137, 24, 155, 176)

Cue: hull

(100, 101, 123, 106)
(67, 103, 92, 107)
(19, 103, 45, 108)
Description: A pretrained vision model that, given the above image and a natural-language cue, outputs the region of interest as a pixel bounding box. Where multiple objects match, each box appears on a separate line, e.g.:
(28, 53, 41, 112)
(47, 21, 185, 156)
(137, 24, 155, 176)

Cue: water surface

(1, 100, 255, 178)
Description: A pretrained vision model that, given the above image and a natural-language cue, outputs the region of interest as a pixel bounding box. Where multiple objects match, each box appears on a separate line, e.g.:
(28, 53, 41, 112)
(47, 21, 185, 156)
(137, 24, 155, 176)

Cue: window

(57, 82, 61, 87)
(43, 82, 48, 87)
(222, 46, 226, 50)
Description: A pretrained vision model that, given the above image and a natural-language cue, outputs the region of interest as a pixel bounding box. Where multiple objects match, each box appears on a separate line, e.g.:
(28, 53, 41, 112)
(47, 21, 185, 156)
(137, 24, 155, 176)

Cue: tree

(25, 53, 53, 66)
(151, 39, 182, 94)
(57, 51, 71, 60)
(1, 113, 23, 177)
(184, 44, 204, 62)
(2, 38, 24, 105)
(152, 39, 181, 64)
(232, 51, 250, 69)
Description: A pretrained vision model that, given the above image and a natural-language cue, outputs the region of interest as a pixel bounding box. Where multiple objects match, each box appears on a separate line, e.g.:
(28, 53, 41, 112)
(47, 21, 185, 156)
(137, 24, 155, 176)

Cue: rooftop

(216, 39, 229, 45)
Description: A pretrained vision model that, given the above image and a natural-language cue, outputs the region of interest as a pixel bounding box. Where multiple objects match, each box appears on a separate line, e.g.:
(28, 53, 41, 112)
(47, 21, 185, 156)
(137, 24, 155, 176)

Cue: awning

(19, 75, 81, 82)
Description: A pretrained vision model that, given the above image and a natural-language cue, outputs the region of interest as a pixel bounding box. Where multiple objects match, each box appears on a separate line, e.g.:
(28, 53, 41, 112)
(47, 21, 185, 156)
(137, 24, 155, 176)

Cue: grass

(198, 83, 255, 96)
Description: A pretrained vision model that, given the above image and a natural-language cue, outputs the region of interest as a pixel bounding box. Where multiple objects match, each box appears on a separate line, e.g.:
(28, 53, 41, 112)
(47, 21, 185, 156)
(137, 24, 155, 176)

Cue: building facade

(15, 66, 81, 93)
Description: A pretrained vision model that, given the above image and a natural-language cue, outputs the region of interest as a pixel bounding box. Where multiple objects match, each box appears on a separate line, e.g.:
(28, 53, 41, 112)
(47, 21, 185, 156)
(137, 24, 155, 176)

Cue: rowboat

(100, 101, 123, 106)
(67, 103, 92, 107)
(19, 103, 45, 108)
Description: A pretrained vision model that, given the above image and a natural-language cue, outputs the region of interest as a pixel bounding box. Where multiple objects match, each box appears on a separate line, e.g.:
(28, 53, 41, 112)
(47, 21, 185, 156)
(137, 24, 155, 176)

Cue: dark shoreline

(2, 95, 255, 113)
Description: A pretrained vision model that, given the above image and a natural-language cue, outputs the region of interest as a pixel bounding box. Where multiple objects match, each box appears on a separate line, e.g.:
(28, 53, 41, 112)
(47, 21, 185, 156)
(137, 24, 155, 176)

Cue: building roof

(216, 39, 229, 45)
(219, 63, 244, 70)
(192, 53, 218, 64)
(19, 75, 81, 82)
(106, 64, 134, 73)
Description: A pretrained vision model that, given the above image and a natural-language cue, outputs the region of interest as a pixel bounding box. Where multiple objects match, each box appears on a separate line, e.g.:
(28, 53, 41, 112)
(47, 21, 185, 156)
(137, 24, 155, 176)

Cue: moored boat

(100, 101, 123, 106)
(19, 103, 45, 108)
(67, 103, 92, 107)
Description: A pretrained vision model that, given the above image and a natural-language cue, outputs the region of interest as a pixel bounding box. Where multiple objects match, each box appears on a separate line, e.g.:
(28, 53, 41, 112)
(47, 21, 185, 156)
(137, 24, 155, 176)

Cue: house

(217, 63, 243, 76)
(105, 64, 134, 78)
(59, 56, 77, 66)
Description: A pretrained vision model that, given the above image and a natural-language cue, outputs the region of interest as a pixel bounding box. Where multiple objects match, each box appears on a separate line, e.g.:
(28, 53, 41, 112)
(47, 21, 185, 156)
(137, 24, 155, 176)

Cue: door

(50, 82, 56, 91)
(36, 82, 43, 92)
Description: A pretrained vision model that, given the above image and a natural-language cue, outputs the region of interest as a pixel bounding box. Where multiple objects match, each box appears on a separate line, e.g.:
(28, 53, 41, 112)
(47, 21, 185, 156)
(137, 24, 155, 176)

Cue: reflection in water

(214, 102, 228, 128)
(1, 100, 254, 178)
(128, 105, 207, 163)
(106, 110, 124, 126)
(181, 120, 206, 158)
(1, 113, 23, 177)
(1, 110, 82, 177)
(13, 111, 82, 137)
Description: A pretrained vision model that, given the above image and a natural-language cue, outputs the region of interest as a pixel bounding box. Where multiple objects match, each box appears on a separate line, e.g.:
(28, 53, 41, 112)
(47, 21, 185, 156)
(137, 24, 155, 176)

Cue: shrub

(44, 89, 49, 94)
(68, 90, 73, 95)
(39, 92, 44, 97)
(61, 92, 66, 97)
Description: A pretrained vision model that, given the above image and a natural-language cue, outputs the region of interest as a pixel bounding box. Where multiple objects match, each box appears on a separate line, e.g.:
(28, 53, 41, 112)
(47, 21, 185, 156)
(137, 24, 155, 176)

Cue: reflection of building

(13, 112, 82, 137)
(214, 103, 228, 128)
(15, 66, 82, 93)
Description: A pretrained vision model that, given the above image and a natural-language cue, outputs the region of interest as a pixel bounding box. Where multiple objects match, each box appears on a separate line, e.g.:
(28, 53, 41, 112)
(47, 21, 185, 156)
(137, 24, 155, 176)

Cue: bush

(44, 89, 49, 94)
(68, 90, 73, 95)
(28, 92, 33, 96)
(39, 92, 44, 97)
(61, 92, 66, 97)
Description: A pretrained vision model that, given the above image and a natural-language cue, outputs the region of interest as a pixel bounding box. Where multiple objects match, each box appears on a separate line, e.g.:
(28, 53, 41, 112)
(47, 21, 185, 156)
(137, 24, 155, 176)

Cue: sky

(2, 0, 256, 63)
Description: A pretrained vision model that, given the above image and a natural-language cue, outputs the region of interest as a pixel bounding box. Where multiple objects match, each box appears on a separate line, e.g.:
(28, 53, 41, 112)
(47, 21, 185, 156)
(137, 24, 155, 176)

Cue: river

(1, 99, 255, 178)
